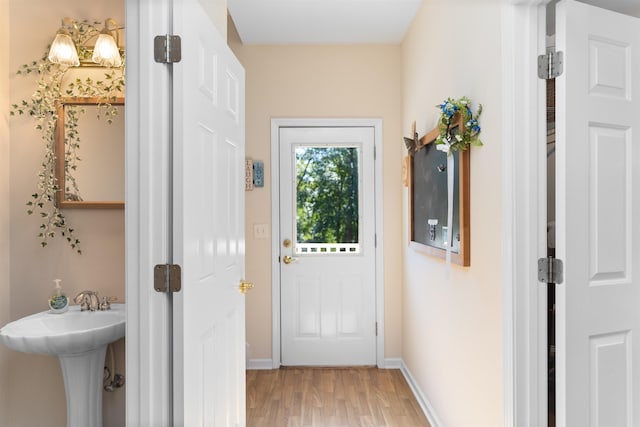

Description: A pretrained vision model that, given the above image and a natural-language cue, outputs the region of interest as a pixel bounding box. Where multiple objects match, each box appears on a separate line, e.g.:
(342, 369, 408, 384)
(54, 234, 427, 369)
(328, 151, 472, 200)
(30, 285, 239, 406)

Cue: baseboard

(381, 357, 403, 369)
(247, 358, 274, 370)
(399, 360, 444, 427)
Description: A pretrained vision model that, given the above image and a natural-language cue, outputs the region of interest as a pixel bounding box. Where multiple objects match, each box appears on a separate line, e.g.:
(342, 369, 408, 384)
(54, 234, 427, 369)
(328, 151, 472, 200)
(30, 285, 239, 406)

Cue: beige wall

(7, 1, 125, 426)
(0, 0, 10, 424)
(401, 0, 503, 425)
(202, 0, 228, 41)
(229, 21, 404, 361)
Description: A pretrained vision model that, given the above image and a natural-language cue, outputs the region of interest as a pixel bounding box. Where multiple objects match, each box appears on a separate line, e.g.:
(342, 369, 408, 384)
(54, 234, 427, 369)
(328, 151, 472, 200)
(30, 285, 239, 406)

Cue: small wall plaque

(245, 159, 254, 191)
(253, 161, 264, 187)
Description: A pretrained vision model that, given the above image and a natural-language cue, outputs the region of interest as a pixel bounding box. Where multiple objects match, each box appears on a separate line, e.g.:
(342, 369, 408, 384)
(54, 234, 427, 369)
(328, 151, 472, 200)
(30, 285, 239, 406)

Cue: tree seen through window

(295, 146, 360, 244)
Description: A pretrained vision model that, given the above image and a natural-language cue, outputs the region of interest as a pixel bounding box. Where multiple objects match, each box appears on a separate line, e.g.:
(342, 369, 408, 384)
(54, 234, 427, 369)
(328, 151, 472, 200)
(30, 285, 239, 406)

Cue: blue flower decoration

(439, 100, 459, 118)
(466, 119, 481, 133)
(434, 96, 483, 154)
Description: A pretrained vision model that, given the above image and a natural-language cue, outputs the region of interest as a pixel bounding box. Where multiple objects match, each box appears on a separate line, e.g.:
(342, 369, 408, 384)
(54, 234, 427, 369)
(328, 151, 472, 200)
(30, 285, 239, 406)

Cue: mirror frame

(55, 96, 125, 209)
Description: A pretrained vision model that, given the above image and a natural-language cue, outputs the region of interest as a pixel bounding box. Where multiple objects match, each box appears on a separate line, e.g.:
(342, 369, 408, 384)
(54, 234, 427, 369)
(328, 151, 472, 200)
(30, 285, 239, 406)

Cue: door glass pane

(295, 145, 361, 254)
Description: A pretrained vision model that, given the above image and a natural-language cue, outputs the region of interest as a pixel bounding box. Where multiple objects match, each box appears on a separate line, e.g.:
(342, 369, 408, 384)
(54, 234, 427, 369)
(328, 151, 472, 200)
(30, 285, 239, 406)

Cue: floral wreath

(435, 96, 483, 154)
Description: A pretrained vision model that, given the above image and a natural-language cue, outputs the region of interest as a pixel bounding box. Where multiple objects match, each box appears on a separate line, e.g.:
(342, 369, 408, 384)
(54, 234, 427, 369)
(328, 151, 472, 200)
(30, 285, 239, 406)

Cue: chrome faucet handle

(99, 296, 111, 311)
(89, 293, 100, 311)
(74, 291, 100, 311)
(74, 290, 95, 304)
(74, 291, 86, 305)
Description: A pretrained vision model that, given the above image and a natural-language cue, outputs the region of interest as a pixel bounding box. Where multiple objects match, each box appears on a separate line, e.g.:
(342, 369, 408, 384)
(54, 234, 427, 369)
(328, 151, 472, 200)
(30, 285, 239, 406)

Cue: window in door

(294, 145, 362, 255)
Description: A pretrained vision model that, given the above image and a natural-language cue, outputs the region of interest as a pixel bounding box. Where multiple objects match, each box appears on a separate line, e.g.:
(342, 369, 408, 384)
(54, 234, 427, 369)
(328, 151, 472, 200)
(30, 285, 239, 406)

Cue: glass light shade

(48, 33, 80, 67)
(92, 33, 122, 67)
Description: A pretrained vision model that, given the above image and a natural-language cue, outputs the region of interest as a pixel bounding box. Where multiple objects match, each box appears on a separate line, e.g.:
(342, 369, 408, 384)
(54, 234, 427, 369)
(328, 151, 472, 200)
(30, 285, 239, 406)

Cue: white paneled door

(555, 1, 640, 425)
(279, 127, 376, 366)
(172, 0, 246, 425)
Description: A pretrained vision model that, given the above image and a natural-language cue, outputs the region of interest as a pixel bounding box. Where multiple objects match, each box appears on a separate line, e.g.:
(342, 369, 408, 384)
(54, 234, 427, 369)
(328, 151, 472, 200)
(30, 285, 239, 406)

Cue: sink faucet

(74, 291, 100, 312)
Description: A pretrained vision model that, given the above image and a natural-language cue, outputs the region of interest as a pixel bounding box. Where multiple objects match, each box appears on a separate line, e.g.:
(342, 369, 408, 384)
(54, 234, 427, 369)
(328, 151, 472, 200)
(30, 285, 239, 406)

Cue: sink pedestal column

(58, 346, 108, 427)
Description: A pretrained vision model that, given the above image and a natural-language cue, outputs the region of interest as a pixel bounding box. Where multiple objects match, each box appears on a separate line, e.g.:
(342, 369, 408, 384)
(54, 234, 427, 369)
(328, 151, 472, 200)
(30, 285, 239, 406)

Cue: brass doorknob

(238, 280, 254, 294)
(282, 255, 297, 264)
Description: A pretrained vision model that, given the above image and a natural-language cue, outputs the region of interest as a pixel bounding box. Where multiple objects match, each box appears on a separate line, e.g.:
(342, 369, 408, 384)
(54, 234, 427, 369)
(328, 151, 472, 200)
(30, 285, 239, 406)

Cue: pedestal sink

(0, 304, 125, 427)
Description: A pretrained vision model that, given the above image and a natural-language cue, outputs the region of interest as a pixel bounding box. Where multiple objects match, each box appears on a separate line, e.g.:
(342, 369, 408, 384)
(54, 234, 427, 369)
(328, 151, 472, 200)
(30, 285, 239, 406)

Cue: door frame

(125, 0, 177, 425)
(502, 0, 551, 425)
(270, 118, 385, 368)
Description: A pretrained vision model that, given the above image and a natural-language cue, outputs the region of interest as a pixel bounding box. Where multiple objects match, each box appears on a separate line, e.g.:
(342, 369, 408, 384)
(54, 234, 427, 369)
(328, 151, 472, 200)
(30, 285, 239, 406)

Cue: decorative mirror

(55, 97, 124, 209)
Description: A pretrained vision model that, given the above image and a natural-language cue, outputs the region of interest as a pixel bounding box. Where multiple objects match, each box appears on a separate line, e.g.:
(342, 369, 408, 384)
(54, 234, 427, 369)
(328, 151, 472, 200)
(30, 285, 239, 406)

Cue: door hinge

(537, 257, 563, 284)
(374, 145, 377, 160)
(154, 35, 182, 64)
(375, 322, 378, 336)
(538, 50, 563, 79)
(154, 264, 182, 293)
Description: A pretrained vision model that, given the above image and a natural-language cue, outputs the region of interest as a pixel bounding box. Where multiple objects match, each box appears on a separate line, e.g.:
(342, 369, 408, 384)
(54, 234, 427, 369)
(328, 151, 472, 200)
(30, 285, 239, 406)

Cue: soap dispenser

(48, 279, 69, 314)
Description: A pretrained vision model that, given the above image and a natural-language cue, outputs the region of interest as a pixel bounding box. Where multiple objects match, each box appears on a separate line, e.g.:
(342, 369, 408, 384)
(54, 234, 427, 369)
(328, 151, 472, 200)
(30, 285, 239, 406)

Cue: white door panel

(556, 1, 640, 425)
(173, 0, 246, 425)
(279, 127, 376, 366)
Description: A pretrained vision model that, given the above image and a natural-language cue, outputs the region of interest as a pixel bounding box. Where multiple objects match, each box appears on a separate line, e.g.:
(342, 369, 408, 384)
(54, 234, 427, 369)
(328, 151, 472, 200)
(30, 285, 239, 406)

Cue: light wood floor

(246, 367, 431, 427)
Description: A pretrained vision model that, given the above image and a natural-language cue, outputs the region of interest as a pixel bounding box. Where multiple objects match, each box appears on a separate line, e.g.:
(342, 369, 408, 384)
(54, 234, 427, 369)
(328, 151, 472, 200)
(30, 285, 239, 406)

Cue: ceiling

(227, 0, 423, 45)
(578, 0, 640, 17)
(228, 0, 640, 46)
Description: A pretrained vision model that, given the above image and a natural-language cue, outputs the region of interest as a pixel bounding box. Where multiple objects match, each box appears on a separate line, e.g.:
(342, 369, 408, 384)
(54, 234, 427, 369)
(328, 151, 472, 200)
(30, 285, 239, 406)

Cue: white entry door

(555, 1, 640, 425)
(172, 0, 246, 425)
(279, 126, 376, 366)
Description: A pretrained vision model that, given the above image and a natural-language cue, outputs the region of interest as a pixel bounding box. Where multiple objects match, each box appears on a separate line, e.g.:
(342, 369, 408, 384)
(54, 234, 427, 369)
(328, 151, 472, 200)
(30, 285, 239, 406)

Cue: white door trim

(125, 0, 173, 425)
(270, 118, 385, 368)
(501, 1, 551, 426)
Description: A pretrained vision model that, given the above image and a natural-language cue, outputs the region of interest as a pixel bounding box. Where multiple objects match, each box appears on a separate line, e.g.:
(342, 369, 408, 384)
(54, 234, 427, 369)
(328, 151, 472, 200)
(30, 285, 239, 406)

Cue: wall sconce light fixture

(48, 18, 80, 67)
(92, 19, 122, 67)
(48, 17, 123, 68)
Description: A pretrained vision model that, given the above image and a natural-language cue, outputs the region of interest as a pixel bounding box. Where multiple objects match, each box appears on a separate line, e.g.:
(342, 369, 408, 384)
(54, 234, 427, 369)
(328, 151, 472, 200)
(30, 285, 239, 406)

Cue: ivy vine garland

(435, 96, 483, 154)
(10, 19, 125, 254)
